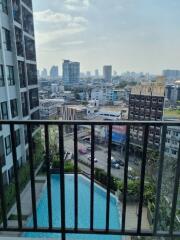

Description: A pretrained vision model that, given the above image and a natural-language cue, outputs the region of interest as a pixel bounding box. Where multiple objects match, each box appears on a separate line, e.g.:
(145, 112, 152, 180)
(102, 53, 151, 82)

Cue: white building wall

(0, 0, 39, 184)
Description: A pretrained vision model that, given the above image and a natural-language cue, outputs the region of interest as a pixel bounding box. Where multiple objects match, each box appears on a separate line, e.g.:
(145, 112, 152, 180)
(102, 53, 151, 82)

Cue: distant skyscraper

(103, 65, 112, 82)
(95, 69, 99, 78)
(163, 69, 180, 82)
(63, 60, 80, 85)
(50, 65, 59, 79)
(86, 71, 91, 77)
(41, 68, 48, 78)
(113, 70, 117, 77)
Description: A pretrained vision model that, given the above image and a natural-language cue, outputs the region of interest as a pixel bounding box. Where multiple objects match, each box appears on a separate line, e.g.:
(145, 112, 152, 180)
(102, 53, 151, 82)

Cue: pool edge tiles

(23, 174, 122, 240)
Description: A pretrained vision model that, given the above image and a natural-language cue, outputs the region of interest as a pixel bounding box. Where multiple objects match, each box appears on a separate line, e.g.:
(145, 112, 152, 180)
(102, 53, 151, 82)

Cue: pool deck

(125, 203, 150, 230)
(1, 173, 150, 239)
(1, 176, 46, 237)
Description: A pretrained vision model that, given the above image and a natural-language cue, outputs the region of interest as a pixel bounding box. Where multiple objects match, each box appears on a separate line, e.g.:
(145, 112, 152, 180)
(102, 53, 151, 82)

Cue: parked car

(116, 160, 125, 166)
(88, 156, 98, 163)
(111, 163, 120, 169)
(78, 147, 87, 154)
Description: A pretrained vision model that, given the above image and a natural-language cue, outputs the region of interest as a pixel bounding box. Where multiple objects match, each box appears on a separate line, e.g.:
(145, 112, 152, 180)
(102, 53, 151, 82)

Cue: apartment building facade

(0, 0, 39, 184)
(165, 126, 180, 159)
(128, 77, 165, 149)
(62, 60, 80, 86)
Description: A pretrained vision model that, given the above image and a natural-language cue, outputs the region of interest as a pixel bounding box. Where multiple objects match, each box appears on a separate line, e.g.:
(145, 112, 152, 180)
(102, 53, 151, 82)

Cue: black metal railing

(0, 120, 180, 239)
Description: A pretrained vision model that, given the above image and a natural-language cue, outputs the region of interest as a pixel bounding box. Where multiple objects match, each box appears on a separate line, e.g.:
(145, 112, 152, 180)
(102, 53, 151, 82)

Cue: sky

(32, 0, 180, 75)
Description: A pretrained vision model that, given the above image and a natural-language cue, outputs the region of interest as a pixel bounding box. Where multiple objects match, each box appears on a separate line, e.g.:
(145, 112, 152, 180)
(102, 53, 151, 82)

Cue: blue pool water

(24, 174, 121, 240)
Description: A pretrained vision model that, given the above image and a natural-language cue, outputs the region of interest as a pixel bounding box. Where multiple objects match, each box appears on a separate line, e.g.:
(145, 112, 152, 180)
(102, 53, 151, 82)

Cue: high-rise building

(113, 70, 117, 77)
(128, 77, 165, 149)
(50, 65, 59, 79)
(103, 65, 112, 82)
(165, 83, 180, 104)
(86, 71, 91, 78)
(41, 68, 48, 78)
(0, 0, 39, 184)
(95, 69, 99, 78)
(163, 69, 180, 82)
(62, 60, 80, 85)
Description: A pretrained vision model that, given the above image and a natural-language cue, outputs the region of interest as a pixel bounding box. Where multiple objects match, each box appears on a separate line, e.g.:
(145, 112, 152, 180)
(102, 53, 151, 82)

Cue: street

(64, 134, 139, 179)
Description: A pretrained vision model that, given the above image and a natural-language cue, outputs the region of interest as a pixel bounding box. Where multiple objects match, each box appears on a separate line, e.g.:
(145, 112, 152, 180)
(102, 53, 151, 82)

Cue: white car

(88, 156, 98, 163)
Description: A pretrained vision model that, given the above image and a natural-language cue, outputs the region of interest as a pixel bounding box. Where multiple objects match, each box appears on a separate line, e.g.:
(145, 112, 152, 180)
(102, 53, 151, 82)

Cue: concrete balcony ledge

(0, 238, 53, 240)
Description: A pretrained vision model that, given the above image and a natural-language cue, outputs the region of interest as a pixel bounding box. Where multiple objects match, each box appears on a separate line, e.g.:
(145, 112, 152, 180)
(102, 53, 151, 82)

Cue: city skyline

(33, 0, 180, 74)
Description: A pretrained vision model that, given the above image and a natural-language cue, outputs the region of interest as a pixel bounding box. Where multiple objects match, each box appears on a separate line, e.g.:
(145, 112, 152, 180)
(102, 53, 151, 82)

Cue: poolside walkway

(125, 203, 150, 230)
(8, 176, 46, 228)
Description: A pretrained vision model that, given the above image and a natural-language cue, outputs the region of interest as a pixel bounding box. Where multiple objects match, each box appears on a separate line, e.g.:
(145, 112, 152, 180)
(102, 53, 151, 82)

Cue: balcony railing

(0, 120, 180, 239)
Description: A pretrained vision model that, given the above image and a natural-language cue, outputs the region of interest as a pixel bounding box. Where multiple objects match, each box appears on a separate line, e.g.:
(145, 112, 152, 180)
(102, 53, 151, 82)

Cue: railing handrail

(0, 119, 180, 125)
(0, 120, 180, 238)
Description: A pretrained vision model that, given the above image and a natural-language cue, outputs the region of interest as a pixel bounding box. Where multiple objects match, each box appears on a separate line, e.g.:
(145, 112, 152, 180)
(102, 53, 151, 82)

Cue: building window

(7, 66, 15, 85)
(18, 61, 26, 88)
(8, 167, 14, 183)
(172, 140, 177, 145)
(15, 129, 20, 147)
(172, 150, 177, 155)
(12, 0, 21, 23)
(27, 64, 37, 85)
(5, 135, 12, 156)
(0, 65, 5, 87)
(0, 137, 5, 167)
(22, 6, 34, 36)
(2, 28, 11, 51)
(24, 126, 28, 144)
(21, 92, 28, 116)
(22, 0, 32, 9)
(10, 99, 18, 118)
(1, 102, 8, 119)
(2, 0, 8, 14)
(15, 27, 24, 57)
(25, 36, 36, 61)
(29, 88, 39, 109)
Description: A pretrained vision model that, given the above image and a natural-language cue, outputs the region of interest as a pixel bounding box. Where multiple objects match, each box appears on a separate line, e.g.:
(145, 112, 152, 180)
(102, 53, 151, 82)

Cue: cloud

(64, 0, 90, 11)
(34, 9, 88, 46)
(61, 40, 84, 45)
(34, 9, 88, 24)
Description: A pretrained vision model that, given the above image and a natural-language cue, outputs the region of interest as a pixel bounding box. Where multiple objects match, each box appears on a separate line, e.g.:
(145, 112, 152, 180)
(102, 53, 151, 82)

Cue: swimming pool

(24, 174, 121, 239)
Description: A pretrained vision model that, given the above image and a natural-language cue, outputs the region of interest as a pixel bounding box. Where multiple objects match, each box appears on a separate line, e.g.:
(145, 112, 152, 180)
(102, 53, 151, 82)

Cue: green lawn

(164, 109, 180, 119)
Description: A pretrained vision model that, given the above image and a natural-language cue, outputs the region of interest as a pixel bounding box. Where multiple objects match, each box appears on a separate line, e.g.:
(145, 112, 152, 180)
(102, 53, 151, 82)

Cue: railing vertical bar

(74, 124, 78, 230)
(90, 125, 95, 230)
(137, 124, 149, 234)
(27, 123, 37, 229)
(0, 140, 7, 229)
(106, 124, 112, 230)
(169, 141, 180, 235)
(153, 125, 167, 234)
(122, 124, 130, 232)
(59, 125, 66, 240)
(10, 124, 22, 229)
(44, 125, 52, 229)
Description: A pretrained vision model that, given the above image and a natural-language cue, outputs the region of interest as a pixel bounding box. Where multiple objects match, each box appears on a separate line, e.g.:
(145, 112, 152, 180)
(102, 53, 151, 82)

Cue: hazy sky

(33, 0, 180, 75)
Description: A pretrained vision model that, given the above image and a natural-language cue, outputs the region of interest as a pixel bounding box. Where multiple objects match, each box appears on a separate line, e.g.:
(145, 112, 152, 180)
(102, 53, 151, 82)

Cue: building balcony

(0, 120, 180, 239)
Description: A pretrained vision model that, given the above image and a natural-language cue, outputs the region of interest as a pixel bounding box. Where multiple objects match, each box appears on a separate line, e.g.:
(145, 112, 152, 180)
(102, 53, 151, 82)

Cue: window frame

(2, 0, 8, 15)
(2, 28, 11, 51)
(10, 99, 18, 118)
(15, 129, 20, 147)
(0, 65, 5, 87)
(7, 65, 15, 86)
(1, 101, 8, 120)
(5, 135, 12, 156)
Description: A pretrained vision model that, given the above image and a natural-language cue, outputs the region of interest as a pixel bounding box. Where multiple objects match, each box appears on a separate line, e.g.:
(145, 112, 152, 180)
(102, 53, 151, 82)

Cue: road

(43, 127, 140, 179)
(64, 135, 139, 180)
